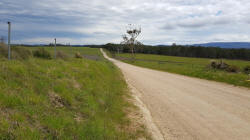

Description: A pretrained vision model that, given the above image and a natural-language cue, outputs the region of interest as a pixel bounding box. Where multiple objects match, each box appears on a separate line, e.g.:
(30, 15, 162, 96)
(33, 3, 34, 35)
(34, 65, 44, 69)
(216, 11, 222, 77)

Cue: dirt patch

(48, 92, 65, 108)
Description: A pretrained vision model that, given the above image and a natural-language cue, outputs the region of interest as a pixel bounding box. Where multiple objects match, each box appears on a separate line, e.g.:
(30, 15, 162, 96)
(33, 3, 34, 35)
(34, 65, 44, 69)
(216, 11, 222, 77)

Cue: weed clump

(33, 48, 51, 59)
(75, 52, 82, 58)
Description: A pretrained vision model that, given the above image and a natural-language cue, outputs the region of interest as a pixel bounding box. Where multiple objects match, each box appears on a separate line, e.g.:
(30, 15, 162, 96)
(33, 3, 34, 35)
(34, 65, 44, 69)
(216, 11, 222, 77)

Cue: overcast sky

(0, 0, 250, 45)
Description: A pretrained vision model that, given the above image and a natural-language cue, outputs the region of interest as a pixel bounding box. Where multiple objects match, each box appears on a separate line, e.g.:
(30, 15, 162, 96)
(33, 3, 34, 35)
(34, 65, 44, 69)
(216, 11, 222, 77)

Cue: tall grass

(0, 44, 32, 60)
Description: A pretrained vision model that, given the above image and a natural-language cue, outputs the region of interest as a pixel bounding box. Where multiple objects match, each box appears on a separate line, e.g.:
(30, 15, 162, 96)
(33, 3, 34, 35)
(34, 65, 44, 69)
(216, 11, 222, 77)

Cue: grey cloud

(162, 23, 176, 30)
(177, 18, 209, 28)
(163, 15, 236, 30)
(1, 0, 250, 44)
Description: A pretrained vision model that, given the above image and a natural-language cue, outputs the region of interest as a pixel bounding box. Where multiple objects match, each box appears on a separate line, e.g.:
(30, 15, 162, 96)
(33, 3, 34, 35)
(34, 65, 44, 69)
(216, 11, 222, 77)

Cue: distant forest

(104, 43, 250, 61)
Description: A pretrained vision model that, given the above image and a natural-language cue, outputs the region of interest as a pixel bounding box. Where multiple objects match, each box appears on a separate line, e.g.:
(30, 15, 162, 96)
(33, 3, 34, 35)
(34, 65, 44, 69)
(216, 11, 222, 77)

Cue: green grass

(113, 52, 250, 88)
(0, 47, 149, 139)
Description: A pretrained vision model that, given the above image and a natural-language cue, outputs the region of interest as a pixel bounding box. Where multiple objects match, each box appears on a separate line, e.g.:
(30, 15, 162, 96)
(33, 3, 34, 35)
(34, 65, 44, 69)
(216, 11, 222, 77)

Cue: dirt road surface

(101, 49, 250, 140)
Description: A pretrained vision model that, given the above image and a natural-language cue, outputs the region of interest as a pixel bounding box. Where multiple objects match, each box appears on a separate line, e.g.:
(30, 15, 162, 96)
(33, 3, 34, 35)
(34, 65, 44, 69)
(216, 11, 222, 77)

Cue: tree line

(104, 43, 250, 61)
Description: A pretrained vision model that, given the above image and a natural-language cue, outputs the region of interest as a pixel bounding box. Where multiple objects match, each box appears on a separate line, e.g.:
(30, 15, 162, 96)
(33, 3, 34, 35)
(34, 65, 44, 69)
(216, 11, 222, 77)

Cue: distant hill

(193, 42, 250, 49)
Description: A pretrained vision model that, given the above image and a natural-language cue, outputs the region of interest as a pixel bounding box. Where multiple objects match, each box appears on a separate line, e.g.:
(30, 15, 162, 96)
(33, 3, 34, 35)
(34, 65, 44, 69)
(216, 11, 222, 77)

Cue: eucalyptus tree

(121, 24, 142, 58)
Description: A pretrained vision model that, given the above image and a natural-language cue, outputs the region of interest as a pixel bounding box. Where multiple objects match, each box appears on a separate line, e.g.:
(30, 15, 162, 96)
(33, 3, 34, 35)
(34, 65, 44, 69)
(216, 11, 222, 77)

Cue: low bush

(243, 65, 250, 74)
(33, 48, 52, 59)
(75, 52, 82, 58)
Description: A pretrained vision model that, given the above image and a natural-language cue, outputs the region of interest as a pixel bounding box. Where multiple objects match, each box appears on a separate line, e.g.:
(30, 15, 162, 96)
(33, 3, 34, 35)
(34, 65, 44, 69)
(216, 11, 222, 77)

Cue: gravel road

(101, 49, 250, 140)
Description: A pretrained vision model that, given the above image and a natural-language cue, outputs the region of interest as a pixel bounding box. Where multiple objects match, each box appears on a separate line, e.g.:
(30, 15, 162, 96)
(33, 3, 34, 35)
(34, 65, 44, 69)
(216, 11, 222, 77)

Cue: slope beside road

(101, 49, 250, 140)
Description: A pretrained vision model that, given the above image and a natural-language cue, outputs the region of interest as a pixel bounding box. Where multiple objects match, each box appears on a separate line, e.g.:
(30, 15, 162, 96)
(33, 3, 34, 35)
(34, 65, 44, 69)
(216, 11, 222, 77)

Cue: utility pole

(54, 38, 56, 59)
(7, 21, 11, 60)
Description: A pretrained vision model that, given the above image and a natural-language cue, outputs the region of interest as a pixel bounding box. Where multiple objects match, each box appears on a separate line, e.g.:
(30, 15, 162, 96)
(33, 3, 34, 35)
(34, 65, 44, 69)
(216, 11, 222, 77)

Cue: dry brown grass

(56, 51, 68, 60)
(0, 43, 8, 58)
(122, 94, 152, 140)
(0, 44, 32, 60)
(75, 52, 82, 58)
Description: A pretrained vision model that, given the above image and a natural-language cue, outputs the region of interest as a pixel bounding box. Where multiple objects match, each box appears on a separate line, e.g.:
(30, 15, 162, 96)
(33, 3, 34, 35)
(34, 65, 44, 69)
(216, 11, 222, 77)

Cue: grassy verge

(0, 47, 149, 139)
(111, 52, 250, 88)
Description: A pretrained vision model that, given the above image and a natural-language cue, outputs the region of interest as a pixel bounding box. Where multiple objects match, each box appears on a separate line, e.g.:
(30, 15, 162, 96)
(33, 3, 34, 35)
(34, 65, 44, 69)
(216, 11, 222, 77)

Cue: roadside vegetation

(106, 51, 250, 88)
(0, 44, 150, 139)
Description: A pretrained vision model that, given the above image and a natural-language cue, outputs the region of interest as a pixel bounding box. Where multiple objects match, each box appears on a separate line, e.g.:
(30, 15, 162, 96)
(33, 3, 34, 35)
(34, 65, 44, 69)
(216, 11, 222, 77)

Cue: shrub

(33, 48, 52, 59)
(75, 52, 82, 58)
(243, 65, 250, 74)
(226, 65, 240, 73)
(56, 51, 68, 60)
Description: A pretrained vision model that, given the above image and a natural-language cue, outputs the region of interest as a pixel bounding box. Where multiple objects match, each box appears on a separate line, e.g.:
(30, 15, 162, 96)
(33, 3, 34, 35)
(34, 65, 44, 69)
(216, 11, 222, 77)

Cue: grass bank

(111, 52, 250, 88)
(0, 47, 149, 139)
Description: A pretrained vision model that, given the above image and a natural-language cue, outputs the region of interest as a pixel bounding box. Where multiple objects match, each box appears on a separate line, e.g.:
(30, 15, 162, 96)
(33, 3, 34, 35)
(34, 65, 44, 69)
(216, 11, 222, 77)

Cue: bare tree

(121, 24, 141, 58)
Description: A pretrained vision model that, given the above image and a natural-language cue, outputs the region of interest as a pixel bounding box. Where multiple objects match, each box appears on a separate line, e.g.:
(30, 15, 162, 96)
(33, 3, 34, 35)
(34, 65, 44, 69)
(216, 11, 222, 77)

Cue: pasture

(114, 53, 250, 88)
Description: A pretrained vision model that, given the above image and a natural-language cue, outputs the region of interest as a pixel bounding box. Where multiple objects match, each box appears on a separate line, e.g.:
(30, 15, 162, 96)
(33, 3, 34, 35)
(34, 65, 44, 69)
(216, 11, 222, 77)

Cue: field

(112, 53, 250, 88)
(0, 46, 149, 139)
